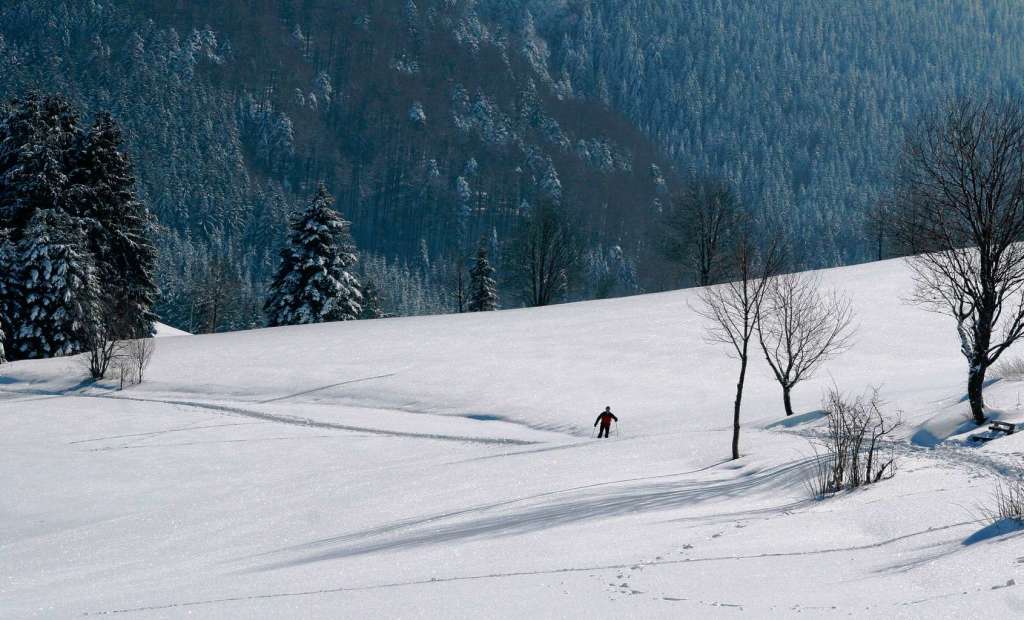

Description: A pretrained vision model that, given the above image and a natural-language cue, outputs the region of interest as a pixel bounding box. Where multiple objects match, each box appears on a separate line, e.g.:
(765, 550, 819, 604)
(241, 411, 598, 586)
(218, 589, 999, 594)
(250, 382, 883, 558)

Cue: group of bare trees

(696, 94, 1024, 462)
(698, 232, 856, 459)
(84, 336, 156, 389)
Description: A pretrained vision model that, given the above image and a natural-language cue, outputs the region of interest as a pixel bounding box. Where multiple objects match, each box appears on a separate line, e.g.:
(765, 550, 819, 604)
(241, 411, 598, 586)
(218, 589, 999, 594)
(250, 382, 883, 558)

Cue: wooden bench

(990, 421, 1016, 435)
(969, 420, 1016, 443)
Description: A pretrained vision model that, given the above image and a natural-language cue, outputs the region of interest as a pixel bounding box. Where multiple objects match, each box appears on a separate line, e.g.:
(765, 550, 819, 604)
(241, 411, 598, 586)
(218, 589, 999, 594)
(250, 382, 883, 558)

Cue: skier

(593, 406, 618, 438)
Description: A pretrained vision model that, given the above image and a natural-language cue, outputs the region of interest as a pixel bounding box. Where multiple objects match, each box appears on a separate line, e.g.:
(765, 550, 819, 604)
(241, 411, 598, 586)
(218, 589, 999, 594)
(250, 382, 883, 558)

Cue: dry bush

(990, 476, 1024, 523)
(113, 338, 155, 389)
(808, 387, 902, 498)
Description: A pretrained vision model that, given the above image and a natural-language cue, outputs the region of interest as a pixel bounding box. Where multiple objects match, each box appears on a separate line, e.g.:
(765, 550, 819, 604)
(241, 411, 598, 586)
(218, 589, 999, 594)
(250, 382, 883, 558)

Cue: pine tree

(468, 239, 498, 312)
(265, 183, 362, 326)
(360, 278, 386, 319)
(0, 93, 80, 234)
(12, 210, 101, 360)
(69, 112, 158, 339)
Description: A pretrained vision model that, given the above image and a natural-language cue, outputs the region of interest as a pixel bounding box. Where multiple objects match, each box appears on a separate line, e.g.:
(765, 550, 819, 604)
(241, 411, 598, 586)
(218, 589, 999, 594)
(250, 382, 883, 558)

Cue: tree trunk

(967, 363, 987, 425)
(732, 355, 748, 460)
(782, 385, 794, 417)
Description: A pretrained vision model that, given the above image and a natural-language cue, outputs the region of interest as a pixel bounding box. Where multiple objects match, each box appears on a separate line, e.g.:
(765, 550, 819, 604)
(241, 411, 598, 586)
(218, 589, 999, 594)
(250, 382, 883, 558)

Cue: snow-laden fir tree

(69, 112, 158, 339)
(360, 278, 386, 319)
(0, 93, 79, 232)
(13, 210, 101, 360)
(468, 238, 498, 312)
(265, 183, 362, 326)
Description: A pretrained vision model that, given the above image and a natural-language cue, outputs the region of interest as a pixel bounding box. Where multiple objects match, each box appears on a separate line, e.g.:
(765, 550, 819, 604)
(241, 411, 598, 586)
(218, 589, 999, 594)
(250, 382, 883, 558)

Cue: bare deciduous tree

(509, 203, 582, 307)
(894, 97, 1024, 425)
(122, 338, 155, 387)
(663, 179, 741, 286)
(865, 194, 895, 262)
(448, 255, 469, 313)
(757, 272, 856, 417)
(698, 233, 782, 460)
(84, 329, 118, 380)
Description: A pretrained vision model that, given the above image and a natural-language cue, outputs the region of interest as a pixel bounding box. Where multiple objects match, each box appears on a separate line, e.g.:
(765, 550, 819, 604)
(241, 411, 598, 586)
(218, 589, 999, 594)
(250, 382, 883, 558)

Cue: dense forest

(2, 0, 1023, 332)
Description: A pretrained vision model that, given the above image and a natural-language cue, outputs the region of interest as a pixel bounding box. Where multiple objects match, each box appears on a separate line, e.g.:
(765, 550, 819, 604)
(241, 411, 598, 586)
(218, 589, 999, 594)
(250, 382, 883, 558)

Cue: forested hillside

(3, 0, 1023, 332)
(487, 0, 1024, 265)
(0, 0, 679, 331)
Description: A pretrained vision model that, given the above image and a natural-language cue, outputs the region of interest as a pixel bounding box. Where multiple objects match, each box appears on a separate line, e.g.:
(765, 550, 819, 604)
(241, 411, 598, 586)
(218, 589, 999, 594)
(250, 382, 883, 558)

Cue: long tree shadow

(250, 457, 815, 572)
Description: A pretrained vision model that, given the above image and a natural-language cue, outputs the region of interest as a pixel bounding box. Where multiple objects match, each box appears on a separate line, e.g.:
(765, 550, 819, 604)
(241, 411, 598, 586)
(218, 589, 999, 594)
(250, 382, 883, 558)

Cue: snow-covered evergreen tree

(70, 112, 158, 339)
(0, 93, 79, 232)
(265, 183, 362, 326)
(13, 210, 101, 360)
(468, 239, 498, 312)
(360, 278, 386, 319)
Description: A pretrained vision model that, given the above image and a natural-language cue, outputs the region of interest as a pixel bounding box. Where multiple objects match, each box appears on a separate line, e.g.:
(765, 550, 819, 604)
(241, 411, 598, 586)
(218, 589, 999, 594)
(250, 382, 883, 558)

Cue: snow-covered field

(3, 258, 1024, 618)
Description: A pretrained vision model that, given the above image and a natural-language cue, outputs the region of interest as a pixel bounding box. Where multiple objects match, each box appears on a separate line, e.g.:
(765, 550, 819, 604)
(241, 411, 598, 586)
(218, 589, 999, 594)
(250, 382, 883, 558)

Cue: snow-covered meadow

(2, 258, 1024, 618)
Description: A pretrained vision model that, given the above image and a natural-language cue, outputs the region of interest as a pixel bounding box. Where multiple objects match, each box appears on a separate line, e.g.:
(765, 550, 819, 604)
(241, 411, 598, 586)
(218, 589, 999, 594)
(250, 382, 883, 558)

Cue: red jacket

(594, 412, 618, 427)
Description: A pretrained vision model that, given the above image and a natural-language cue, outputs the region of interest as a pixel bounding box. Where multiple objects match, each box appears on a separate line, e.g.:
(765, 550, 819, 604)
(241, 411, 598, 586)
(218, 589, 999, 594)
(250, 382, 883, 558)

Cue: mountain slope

(490, 0, 1024, 265)
(0, 0, 682, 330)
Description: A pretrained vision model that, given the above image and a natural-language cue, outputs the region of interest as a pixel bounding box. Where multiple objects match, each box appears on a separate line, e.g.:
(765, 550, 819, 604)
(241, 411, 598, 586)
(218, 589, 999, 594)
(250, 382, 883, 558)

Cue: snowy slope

(2, 258, 1024, 618)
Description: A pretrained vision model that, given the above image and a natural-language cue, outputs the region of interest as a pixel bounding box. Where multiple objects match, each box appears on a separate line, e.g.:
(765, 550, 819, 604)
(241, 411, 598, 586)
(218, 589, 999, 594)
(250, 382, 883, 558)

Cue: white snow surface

(3, 258, 1024, 618)
(154, 322, 191, 338)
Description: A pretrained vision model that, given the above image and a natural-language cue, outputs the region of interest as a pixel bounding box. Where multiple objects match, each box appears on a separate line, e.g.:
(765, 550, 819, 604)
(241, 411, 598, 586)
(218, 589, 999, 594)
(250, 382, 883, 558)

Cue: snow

(154, 322, 190, 338)
(2, 257, 1024, 618)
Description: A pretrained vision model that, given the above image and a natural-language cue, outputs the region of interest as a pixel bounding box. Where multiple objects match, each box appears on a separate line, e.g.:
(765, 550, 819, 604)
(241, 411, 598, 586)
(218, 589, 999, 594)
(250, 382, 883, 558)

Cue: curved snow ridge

(91, 394, 541, 446)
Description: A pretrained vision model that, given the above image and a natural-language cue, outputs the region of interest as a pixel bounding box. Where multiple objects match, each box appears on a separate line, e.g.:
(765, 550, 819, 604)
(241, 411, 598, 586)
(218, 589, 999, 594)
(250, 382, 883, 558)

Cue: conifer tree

(13, 210, 101, 360)
(468, 239, 498, 312)
(360, 278, 386, 319)
(69, 112, 158, 339)
(265, 183, 362, 326)
(0, 93, 79, 233)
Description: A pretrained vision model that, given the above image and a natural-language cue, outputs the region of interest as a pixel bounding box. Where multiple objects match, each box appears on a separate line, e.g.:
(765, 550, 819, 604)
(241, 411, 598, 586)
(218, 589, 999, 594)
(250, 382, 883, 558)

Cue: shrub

(113, 338, 155, 389)
(808, 387, 902, 498)
(990, 476, 1024, 523)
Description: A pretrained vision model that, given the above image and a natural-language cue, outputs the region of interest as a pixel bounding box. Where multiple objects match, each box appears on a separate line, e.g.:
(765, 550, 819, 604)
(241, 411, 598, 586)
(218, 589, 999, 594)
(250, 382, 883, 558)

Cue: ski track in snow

(256, 372, 401, 404)
(0, 386, 541, 446)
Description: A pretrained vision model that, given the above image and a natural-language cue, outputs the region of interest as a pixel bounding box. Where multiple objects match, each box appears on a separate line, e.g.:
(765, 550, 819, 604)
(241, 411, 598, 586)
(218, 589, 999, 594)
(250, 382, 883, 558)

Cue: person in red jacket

(594, 406, 618, 438)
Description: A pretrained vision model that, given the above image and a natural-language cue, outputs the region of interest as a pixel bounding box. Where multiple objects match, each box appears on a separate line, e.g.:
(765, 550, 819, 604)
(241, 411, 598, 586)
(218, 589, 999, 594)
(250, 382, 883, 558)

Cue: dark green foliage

(468, 239, 498, 312)
(70, 112, 158, 339)
(12, 210, 101, 360)
(265, 184, 362, 326)
(360, 278, 386, 320)
(0, 93, 79, 234)
(0, 94, 158, 358)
